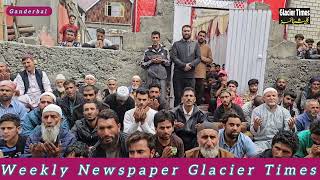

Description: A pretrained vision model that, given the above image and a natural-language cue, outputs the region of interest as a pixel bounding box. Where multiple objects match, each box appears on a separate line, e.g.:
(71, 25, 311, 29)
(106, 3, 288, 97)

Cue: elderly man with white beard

(250, 87, 296, 154)
(24, 104, 76, 157)
(185, 122, 234, 158)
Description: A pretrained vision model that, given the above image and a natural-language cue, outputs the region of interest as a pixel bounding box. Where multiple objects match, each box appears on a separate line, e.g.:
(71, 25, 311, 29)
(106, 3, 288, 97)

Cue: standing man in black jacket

(171, 25, 201, 106)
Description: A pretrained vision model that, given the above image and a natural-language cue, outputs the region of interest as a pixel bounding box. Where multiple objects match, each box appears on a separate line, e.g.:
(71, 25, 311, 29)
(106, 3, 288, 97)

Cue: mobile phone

(290, 111, 295, 118)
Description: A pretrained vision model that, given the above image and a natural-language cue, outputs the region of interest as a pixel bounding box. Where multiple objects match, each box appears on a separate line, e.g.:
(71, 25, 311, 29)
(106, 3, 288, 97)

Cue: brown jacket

(185, 147, 234, 158)
(194, 43, 213, 78)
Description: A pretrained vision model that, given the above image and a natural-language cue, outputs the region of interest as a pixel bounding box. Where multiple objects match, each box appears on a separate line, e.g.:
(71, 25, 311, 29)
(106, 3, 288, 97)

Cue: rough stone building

(287, 0, 320, 43)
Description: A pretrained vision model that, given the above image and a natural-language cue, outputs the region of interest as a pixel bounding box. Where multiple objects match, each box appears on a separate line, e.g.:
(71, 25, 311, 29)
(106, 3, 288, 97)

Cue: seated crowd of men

(0, 53, 319, 158)
(0, 21, 319, 158)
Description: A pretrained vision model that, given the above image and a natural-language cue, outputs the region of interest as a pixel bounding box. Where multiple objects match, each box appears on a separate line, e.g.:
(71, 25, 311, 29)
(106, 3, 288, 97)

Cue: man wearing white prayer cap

(250, 87, 296, 154)
(53, 74, 66, 98)
(24, 104, 76, 157)
(21, 92, 69, 136)
(104, 86, 135, 129)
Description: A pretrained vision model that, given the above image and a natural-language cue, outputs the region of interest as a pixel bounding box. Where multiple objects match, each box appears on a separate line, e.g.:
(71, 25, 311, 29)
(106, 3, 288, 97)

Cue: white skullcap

(263, 87, 278, 95)
(116, 86, 129, 101)
(55, 74, 66, 81)
(85, 74, 96, 80)
(42, 104, 62, 117)
(40, 92, 57, 103)
(132, 75, 141, 80)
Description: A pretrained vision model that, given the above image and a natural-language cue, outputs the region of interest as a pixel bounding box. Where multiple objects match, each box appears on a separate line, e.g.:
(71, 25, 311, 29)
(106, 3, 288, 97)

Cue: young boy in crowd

(304, 38, 318, 59)
(0, 114, 27, 158)
(295, 34, 307, 58)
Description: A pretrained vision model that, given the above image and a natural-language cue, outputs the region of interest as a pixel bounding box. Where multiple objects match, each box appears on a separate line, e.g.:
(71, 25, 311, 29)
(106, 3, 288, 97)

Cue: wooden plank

(7, 24, 34, 28)
(0, 1, 4, 40)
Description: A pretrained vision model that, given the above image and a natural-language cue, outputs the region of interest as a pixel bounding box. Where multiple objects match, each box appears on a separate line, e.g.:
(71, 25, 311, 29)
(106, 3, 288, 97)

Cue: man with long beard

(52, 74, 66, 98)
(186, 122, 234, 158)
(89, 109, 128, 157)
(24, 104, 76, 157)
(22, 92, 69, 136)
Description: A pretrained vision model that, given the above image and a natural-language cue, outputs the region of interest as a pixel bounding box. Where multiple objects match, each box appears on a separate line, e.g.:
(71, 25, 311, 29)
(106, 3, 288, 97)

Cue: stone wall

(264, 41, 320, 93)
(0, 42, 144, 89)
(288, 0, 320, 43)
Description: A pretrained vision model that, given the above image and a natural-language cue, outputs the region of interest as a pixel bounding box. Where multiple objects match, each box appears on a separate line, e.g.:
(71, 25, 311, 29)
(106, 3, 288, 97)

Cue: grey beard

(41, 123, 60, 143)
(56, 87, 65, 92)
(200, 146, 219, 158)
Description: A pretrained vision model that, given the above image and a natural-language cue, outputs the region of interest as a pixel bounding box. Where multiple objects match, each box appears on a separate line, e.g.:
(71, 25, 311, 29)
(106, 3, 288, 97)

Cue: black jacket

(170, 104, 208, 150)
(89, 132, 129, 158)
(72, 101, 110, 127)
(170, 39, 201, 78)
(71, 118, 98, 147)
(256, 149, 273, 158)
(104, 94, 135, 127)
(57, 92, 84, 128)
(213, 103, 245, 122)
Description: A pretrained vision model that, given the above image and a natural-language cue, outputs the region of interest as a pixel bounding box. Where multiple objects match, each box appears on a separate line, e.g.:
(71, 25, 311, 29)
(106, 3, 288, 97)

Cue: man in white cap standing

(0, 80, 27, 119)
(24, 104, 76, 157)
(53, 74, 66, 98)
(21, 92, 69, 136)
(104, 86, 135, 129)
(250, 87, 296, 153)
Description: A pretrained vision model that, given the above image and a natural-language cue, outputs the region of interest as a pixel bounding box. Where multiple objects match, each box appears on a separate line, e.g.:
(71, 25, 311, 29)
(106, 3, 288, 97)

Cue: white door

(225, 9, 272, 95)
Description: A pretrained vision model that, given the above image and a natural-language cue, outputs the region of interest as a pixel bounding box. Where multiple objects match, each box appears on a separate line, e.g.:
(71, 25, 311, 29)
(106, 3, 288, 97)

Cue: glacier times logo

(6, 6, 52, 16)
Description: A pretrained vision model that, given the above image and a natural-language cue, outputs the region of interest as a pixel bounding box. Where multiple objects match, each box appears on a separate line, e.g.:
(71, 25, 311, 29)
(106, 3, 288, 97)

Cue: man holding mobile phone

(153, 110, 184, 158)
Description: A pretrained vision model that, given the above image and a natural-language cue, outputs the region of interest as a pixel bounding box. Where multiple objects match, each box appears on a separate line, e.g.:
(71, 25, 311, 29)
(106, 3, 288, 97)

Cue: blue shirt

(0, 99, 28, 120)
(219, 129, 257, 158)
(296, 112, 313, 132)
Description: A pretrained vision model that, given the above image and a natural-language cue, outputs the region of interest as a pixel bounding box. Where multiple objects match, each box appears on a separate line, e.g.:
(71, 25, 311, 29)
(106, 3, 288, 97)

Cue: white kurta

(123, 108, 157, 135)
(250, 104, 295, 153)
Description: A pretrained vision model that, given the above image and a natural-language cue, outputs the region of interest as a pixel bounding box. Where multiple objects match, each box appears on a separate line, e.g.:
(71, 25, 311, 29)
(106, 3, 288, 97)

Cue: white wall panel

(173, 5, 192, 42)
(225, 9, 271, 95)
